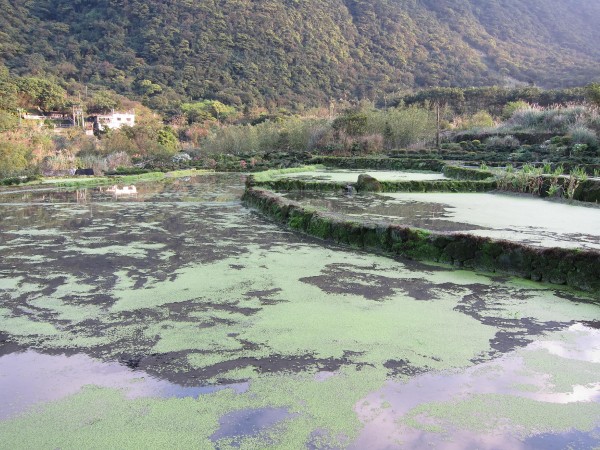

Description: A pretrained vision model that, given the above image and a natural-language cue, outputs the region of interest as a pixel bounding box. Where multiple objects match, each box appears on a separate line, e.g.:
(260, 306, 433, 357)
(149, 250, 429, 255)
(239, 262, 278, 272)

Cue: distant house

(93, 111, 135, 131)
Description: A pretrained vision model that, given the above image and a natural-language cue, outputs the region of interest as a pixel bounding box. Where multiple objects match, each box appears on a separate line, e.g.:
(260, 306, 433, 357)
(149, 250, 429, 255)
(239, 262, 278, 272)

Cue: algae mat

(0, 174, 598, 449)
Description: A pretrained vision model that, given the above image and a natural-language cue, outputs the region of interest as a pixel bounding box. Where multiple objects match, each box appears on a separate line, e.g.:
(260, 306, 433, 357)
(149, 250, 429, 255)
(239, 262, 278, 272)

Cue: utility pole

(73, 105, 84, 129)
(436, 103, 441, 149)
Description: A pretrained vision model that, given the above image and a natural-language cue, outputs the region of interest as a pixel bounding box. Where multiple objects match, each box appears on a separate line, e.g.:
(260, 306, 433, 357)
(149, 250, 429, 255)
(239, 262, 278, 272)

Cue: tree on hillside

(585, 83, 600, 107)
(0, 66, 18, 112)
(410, 88, 464, 148)
(16, 78, 67, 112)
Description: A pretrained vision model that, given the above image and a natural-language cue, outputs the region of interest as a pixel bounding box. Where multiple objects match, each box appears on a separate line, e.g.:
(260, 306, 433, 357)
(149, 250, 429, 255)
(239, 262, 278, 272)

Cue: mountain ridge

(1, 0, 599, 107)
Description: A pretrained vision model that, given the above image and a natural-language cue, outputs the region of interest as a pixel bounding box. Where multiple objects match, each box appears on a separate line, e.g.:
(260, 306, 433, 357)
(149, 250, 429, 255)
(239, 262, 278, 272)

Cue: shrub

(485, 135, 520, 151)
(467, 111, 494, 128)
(502, 101, 530, 119)
(364, 106, 435, 149)
(0, 139, 31, 178)
(505, 104, 587, 133)
(569, 125, 598, 149)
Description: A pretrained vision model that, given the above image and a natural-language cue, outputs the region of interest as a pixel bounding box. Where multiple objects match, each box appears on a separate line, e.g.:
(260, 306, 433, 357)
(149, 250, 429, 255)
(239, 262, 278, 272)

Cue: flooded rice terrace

(0, 173, 599, 449)
(284, 191, 600, 250)
(270, 168, 448, 182)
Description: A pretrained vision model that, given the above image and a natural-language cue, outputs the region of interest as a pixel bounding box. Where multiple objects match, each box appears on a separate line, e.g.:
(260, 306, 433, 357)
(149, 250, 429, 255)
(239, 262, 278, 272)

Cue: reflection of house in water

(75, 190, 88, 203)
(106, 185, 138, 198)
(93, 111, 135, 132)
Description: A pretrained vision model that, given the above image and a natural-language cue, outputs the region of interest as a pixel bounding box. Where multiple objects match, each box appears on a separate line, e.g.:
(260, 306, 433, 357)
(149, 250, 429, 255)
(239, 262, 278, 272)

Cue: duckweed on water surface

(0, 174, 598, 449)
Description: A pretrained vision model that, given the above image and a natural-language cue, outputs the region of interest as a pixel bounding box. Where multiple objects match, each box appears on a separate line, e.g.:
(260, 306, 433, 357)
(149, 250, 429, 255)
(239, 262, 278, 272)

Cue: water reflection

(352, 324, 600, 450)
(0, 173, 245, 204)
(105, 185, 138, 198)
(210, 407, 295, 443)
(0, 351, 249, 420)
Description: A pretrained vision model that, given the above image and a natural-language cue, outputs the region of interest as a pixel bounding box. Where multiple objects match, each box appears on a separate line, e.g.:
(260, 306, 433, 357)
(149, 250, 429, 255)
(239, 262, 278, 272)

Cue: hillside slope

(1, 0, 599, 106)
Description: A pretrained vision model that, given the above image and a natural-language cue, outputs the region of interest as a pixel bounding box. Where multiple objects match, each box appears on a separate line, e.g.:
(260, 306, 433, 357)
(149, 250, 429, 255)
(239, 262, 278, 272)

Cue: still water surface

(0, 174, 598, 449)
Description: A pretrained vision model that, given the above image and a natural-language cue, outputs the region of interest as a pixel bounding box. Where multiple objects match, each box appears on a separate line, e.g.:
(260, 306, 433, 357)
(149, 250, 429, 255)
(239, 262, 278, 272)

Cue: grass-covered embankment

(0, 169, 212, 191)
(442, 165, 496, 181)
(243, 187, 600, 293)
(311, 156, 445, 172)
(248, 172, 497, 194)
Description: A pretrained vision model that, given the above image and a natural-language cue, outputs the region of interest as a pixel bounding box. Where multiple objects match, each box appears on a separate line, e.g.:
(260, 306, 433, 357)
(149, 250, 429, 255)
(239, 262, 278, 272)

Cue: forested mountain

(1, 0, 599, 108)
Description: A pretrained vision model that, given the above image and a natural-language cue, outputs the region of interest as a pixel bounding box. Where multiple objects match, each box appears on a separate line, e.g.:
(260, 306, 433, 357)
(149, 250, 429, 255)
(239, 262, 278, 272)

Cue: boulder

(356, 174, 382, 192)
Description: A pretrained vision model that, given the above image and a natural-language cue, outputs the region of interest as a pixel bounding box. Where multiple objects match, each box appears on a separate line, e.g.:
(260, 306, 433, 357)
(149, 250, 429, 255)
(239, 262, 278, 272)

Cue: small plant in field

(542, 163, 552, 174)
(480, 163, 489, 171)
(594, 169, 600, 178)
(547, 183, 562, 197)
(572, 143, 589, 156)
(505, 164, 514, 173)
(565, 167, 588, 199)
(522, 163, 536, 174)
(553, 165, 565, 176)
(570, 167, 588, 181)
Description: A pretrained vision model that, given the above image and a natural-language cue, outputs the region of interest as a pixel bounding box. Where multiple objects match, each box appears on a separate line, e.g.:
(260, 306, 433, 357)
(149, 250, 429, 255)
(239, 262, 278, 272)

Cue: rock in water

(357, 174, 382, 192)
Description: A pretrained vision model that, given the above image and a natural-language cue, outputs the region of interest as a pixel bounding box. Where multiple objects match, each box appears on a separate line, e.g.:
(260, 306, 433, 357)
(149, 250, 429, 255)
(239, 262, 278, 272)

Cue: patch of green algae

(104, 244, 499, 373)
(0, 366, 384, 449)
(252, 165, 325, 182)
(1, 180, 599, 449)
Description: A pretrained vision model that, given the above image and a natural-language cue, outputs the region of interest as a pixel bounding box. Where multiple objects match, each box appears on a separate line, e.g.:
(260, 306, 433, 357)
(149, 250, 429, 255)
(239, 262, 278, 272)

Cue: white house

(94, 111, 135, 131)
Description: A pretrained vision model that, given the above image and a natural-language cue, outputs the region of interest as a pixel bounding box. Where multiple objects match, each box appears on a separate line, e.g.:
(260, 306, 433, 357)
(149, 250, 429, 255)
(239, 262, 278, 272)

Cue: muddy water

(0, 173, 598, 449)
(285, 191, 600, 250)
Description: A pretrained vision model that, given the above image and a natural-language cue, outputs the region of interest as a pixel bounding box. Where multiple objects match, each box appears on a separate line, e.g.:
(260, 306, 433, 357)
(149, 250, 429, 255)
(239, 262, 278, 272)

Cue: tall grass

(501, 104, 589, 134)
(363, 106, 436, 149)
(199, 106, 435, 156)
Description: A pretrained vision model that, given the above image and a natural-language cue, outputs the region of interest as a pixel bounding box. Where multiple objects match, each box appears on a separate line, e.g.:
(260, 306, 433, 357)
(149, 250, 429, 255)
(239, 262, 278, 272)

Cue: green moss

(443, 165, 496, 181)
(307, 215, 332, 239)
(252, 165, 325, 183)
(287, 208, 313, 231)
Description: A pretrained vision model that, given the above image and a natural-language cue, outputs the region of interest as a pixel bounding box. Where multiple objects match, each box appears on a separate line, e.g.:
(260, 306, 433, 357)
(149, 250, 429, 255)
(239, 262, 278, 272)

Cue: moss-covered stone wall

(243, 187, 600, 294)
(311, 156, 445, 172)
(574, 179, 600, 203)
(443, 165, 496, 181)
(247, 175, 498, 194)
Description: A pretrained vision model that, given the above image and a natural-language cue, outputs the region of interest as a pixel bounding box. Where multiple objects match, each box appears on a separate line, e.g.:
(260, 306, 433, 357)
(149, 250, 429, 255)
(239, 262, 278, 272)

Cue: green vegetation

(243, 187, 600, 292)
(2, 0, 600, 110)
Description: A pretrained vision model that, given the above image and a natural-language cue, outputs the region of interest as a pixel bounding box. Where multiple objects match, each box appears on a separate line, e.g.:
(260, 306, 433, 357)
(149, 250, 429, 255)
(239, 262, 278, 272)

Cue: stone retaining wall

(243, 187, 600, 294)
(310, 156, 445, 172)
(247, 176, 498, 193)
(443, 165, 495, 180)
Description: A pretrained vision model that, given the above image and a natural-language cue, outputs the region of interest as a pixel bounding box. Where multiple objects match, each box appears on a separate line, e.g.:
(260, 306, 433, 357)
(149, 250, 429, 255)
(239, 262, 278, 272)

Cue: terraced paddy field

(0, 173, 599, 449)
(268, 168, 448, 183)
(284, 191, 600, 251)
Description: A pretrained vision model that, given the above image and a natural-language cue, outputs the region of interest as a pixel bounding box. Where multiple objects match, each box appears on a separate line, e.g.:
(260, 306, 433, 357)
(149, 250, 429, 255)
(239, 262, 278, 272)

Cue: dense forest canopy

(1, 0, 599, 109)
